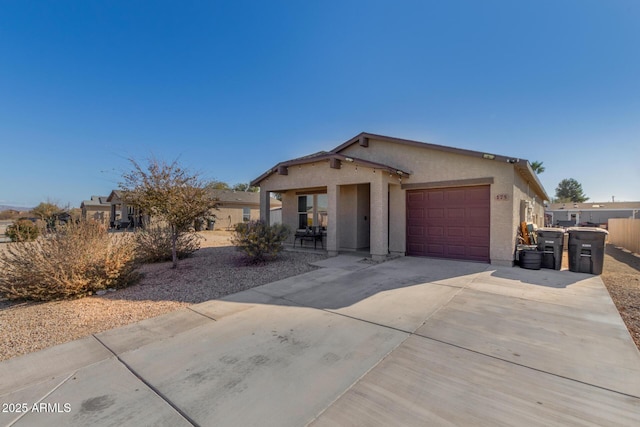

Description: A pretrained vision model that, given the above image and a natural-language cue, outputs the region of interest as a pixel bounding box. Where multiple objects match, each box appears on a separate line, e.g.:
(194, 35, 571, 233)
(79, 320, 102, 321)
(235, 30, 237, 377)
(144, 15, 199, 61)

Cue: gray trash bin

(567, 227, 608, 275)
(537, 228, 565, 270)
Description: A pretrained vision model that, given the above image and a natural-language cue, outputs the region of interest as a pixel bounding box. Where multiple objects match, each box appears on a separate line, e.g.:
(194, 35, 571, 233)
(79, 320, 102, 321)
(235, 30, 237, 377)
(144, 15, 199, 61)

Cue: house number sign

(495, 194, 509, 201)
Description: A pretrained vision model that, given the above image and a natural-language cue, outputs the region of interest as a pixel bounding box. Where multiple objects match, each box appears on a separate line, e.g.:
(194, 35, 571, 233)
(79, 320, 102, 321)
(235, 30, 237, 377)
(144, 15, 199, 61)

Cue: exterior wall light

(482, 153, 496, 160)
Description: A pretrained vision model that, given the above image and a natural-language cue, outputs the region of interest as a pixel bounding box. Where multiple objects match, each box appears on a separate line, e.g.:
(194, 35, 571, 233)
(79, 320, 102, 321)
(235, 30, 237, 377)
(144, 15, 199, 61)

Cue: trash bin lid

(538, 227, 565, 233)
(567, 227, 608, 234)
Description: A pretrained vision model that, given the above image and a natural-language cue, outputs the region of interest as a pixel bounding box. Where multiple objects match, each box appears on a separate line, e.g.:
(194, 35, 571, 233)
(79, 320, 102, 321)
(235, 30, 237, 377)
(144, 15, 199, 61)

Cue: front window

(316, 194, 328, 229)
(242, 207, 251, 222)
(298, 194, 327, 231)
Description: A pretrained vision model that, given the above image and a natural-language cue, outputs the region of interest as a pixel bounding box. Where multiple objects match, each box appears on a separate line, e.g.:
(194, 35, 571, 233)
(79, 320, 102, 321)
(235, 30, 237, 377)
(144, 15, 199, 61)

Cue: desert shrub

(0, 221, 139, 301)
(6, 219, 40, 242)
(134, 226, 202, 263)
(231, 220, 290, 262)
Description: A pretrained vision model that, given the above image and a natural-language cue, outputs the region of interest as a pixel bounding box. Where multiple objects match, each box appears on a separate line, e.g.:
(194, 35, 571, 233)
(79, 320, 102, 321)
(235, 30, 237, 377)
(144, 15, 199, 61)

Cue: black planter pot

(519, 250, 543, 270)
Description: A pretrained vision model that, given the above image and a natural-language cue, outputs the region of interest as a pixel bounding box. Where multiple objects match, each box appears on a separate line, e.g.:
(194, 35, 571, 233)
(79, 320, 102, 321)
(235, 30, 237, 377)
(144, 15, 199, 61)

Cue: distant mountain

(0, 205, 32, 212)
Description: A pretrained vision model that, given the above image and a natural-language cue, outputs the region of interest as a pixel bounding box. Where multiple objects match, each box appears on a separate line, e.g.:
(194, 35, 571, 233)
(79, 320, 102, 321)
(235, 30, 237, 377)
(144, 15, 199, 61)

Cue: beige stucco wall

(82, 206, 110, 223)
(259, 136, 548, 264)
(212, 206, 260, 230)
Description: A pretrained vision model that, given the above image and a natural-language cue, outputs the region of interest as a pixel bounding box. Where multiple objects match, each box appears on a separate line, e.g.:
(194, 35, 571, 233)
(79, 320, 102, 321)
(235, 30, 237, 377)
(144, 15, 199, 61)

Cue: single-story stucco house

(545, 201, 640, 228)
(80, 195, 110, 224)
(208, 189, 282, 230)
(106, 190, 146, 229)
(251, 132, 549, 265)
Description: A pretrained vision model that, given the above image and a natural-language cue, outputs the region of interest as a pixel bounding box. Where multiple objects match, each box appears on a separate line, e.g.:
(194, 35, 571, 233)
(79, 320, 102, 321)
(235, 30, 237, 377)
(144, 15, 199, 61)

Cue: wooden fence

(608, 218, 640, 254)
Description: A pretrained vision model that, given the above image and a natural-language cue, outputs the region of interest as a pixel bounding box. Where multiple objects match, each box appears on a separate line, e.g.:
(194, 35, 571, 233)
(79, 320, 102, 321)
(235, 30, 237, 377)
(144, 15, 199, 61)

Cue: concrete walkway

(1, 256, 639, 426)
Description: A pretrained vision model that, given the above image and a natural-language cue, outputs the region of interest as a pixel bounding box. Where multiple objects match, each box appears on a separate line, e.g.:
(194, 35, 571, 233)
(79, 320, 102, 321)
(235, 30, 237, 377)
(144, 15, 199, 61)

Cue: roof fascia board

(251, 152, 410, 186)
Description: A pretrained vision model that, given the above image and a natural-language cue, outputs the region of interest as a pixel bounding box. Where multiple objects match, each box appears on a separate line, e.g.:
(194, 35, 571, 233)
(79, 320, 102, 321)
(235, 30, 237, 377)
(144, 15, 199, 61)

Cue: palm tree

(531, 161, 545, 174)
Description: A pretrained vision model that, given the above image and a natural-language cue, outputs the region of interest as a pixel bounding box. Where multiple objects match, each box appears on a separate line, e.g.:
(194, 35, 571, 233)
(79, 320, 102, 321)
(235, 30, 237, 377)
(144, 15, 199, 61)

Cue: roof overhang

(514, 160, 550, 202)
(251, 152, 410, 187)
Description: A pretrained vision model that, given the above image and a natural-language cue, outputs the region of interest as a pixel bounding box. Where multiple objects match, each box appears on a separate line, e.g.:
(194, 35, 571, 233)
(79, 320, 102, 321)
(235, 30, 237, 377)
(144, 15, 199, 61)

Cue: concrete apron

(1, 255, 639, 426)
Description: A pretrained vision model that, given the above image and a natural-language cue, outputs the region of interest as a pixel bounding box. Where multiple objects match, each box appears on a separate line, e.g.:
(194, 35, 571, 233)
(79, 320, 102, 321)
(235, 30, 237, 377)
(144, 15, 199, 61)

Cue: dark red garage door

(406, 186, 490, 262)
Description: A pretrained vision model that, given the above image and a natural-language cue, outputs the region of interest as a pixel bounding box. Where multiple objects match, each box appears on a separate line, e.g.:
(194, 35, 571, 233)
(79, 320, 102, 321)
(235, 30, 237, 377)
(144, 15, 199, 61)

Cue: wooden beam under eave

(330, 158, 341, 169)
(359, 136, 369, 147)
(278, 166, 288, 175)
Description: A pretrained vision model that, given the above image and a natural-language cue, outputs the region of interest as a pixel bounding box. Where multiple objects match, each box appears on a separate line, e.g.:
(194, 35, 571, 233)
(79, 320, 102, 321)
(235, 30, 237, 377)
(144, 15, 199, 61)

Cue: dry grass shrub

(0, 221, 139, 301)
(134, 225, 202, 263)
(231, 220, 290, 263)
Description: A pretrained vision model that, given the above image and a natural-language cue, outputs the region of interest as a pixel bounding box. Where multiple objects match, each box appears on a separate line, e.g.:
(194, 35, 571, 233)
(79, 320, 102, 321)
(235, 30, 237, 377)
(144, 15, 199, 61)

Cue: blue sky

(1, 0, 638, 208)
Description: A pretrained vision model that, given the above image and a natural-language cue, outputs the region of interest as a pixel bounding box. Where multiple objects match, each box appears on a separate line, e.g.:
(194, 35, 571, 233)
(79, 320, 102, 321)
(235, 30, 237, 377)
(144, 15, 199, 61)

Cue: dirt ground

(601, 245, 640, 350)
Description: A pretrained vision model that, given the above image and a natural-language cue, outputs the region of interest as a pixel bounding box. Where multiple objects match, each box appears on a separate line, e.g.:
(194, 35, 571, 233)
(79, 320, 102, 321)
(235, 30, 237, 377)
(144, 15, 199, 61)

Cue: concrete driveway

(2, 255, 640, 426)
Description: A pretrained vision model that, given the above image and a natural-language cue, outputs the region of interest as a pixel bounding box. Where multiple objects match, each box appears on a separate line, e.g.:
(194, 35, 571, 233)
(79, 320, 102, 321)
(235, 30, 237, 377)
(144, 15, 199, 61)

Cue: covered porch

(258, 178, 406, 261)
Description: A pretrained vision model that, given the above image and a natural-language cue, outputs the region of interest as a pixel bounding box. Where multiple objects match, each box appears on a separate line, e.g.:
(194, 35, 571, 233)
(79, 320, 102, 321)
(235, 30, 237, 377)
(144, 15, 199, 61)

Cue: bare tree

(120, 158, 219, 268)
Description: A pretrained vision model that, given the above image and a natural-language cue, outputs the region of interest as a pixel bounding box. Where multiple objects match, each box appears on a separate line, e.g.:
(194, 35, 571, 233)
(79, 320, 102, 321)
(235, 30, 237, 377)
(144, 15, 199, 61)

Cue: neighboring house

(252, 132, 549, 265)
(106, 190, 146, 229)
(545, 202, 640, 228)
(80, 195, 110, 224)
(208, 189, 282, 230)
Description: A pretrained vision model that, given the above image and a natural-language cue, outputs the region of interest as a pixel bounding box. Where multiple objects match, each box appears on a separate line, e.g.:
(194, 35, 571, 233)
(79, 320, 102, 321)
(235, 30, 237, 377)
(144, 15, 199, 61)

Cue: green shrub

(0, 221, 139, 301)
(6, 219, 40, 242)
(231, 220, 290, 263)
(134, 226, 202, 263)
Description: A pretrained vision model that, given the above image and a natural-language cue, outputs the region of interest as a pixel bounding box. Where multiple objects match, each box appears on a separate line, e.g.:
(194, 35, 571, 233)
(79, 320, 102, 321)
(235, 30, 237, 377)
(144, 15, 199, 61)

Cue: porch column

(259, 190, 271, 224)
(327, 185, 340, 257)
(388, 183, 405, 256)
(370, 174, 389, 261)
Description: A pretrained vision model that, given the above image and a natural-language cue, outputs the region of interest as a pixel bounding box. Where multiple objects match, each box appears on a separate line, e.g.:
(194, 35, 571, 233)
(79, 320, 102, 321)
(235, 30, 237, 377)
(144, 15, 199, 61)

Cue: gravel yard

(601, 245, 640, 350)
(2, 233, 639, 362)
(0, 231, 327, 361)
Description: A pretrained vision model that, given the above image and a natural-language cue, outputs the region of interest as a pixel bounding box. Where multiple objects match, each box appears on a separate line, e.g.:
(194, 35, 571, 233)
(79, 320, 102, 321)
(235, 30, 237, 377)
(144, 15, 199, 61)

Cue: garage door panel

(427, 208, 444, 218)
(427, 191, 445, 203)
(425, 226, 443, 236)
(468, 226, 490, 238)
(407, 209, 424, 220)
(468, 246, 490, 259)
(465, 186, 489, 201)
(407, 226, 424, 237)
(468, 208, 490, 221)
(447, 245, 466, 256)
(407, 192, 425, 203)
(427, 244, 445, 256)
(446, 227, 465, 237)
(407, 243, 425, 253)
(406, 186, 490, 262)
(446, 189, 465, 203)
(447, 208, 465, 219)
